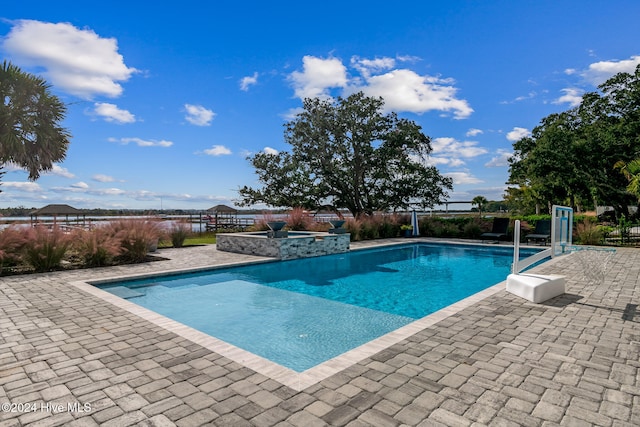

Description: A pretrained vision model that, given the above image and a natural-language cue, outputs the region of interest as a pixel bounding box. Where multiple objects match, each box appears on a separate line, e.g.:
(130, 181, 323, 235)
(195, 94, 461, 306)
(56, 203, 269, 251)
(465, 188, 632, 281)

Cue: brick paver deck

(1, 240, 638, 426)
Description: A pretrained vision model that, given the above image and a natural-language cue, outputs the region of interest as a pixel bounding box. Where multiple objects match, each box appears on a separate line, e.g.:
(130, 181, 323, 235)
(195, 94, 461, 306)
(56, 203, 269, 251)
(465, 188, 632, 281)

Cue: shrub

(345, 218, 361, 241)
(598, 225, 615, 242)
(168, 222, 192, 248)
(107, 219, 163, 263)
(309, 221, 331, 232)
(516, 221, 533, 242)
(359, 216, 381, 240)
(441, 223, 460, 237)
(286, 207, 313, 230)
(521, 214, 552, 224)
(252, 211, 277, 231)
(462, 219, 483, 238)
(71, 226, 122, 267)
(419, 218, 438, 237)
(617, 215, 633, 244)
(379, 215, 402, 238)
(344, 214, 407, 240)
(0, 226, 27, 274)
(576, 219, 603, 245)
(22, 226, 71, 272)
(431, 220, 449, 237)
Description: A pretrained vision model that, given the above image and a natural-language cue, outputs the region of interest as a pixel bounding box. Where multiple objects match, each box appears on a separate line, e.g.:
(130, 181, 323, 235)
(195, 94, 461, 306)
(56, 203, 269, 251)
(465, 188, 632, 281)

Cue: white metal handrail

(511, 206, 573, 274)
(512, 219, 552, 274)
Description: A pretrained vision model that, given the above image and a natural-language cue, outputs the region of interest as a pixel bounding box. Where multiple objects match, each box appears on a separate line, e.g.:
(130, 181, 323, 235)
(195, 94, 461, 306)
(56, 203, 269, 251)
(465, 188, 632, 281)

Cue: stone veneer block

(216, 232, 350, 259)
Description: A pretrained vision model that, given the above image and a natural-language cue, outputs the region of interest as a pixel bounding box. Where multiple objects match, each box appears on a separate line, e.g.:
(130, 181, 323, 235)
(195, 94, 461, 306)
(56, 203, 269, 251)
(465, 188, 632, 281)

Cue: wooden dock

(204, 218, 255, 231)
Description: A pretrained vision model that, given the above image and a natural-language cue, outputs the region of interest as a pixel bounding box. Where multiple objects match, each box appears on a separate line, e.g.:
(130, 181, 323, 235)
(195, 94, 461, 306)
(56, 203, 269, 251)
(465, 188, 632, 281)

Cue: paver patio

(1, 239, 638, 426)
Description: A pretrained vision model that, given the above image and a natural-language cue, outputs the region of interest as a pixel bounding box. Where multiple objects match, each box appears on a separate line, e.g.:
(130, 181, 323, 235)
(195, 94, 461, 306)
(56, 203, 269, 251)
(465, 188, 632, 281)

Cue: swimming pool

(95, 242, 542, 372)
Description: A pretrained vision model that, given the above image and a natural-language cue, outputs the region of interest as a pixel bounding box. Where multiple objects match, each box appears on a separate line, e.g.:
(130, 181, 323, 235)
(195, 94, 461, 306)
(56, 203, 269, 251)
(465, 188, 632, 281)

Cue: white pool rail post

(512, 220, 521, 274)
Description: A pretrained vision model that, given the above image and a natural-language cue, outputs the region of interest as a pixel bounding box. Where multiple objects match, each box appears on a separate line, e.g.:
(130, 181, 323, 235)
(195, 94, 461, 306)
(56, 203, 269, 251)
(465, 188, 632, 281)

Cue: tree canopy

(508, 64, 640, 217)
(238, 92, 452, 217)
(0, 60, 71, 183)
(615, 158, 640, 200)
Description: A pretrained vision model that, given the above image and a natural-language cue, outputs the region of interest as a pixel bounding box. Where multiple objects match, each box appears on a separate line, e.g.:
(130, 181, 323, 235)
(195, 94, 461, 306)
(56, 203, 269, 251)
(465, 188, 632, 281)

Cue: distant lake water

(0, 213, 338, 232)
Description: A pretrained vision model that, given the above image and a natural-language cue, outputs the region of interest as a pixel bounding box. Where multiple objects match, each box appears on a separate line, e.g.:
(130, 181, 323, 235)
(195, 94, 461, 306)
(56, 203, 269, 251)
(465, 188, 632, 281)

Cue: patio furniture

(480, 217, 510, 242)
(526, 219, 551, 245)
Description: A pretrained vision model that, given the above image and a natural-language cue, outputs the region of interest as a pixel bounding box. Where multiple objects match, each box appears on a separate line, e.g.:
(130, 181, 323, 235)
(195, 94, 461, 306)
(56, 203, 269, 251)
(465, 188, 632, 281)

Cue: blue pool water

(97, 243, 542, 371)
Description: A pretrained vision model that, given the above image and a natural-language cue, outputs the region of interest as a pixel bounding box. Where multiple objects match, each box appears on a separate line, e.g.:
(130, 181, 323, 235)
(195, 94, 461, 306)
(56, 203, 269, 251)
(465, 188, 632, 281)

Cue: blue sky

(1, 1, 639, 211)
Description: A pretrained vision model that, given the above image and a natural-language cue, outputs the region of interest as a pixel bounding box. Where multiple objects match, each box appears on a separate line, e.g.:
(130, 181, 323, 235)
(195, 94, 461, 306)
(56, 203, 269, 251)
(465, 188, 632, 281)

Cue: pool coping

(71, 240, 561, 392)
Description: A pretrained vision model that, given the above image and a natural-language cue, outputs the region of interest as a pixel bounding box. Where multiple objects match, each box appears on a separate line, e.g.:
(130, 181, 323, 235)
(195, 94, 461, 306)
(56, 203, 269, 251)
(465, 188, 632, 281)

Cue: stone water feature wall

(216, 232, 350, 260)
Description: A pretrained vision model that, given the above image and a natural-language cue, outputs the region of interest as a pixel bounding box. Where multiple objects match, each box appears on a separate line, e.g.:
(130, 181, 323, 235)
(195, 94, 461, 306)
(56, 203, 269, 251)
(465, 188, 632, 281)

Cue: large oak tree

(238, 92, 452, 217)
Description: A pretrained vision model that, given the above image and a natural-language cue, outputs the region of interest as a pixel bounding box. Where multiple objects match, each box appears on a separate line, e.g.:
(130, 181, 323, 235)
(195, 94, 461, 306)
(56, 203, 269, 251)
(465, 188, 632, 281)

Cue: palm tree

(0, 61, 71, 181)
(614, 159, 640, 199)
(472, 195, 488, 217)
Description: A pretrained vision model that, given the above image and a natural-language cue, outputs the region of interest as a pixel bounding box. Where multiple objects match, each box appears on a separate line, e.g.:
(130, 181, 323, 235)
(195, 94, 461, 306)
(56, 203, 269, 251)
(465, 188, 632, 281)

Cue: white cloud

(288, 55, 348, 99)
(184, 104, 216, 126)
(424, 137, 486, 168)
(110, 137, 173, 147)
(44, 164, 75, 178)
(94, 187, 126, 196)
(444, 172, 483, 185)
(395, 55, 421, 64)
(5, 162, 74, 178)
(203, 145, 232, 156)
(52, 181, 91, 193)
(2, 19, 138, 99)
(92, 174, 117, 183)
(1, 181, 42, 192)
(506, 127, 531, 142)
(431, 137, 488, 159)
(500, 91, 537, 105)
(454, 185, 509, 202)
(485, 149, 512, 167)
(71, 181, 89, 189)
(359, 69, 473, 119)
(240, 72, 258, 91)
(350, 56, 396, 77)
(263, 147, 279, 155)
(581, 55, 640, 85)
(77, 188, 129, 196)
(282, 107, 304, 121)
(553, 88, 584, 107)
(130, 190, 158, 200)
(424, 157, 466, 167)
(1, 163, 22, 172)
(515, 92, 537, 102)
(58, 186, 127, 196)
(466, 128, 483, 137)
(300, 54, 473, 118)
(93, 103, 136, 123)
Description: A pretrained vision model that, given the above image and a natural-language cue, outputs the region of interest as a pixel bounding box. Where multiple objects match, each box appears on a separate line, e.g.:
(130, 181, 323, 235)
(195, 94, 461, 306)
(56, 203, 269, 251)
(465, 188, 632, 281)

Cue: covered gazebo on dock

(29, 204, 86, 228)
(205, 204, 253, 231)
(207, 204, 237, 221)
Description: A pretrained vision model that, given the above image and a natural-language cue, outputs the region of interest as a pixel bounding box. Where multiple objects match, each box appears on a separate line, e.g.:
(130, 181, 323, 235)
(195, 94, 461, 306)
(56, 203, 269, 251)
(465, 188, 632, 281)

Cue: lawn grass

(158, 232, 217, 248)
(185, 233, 217, 245)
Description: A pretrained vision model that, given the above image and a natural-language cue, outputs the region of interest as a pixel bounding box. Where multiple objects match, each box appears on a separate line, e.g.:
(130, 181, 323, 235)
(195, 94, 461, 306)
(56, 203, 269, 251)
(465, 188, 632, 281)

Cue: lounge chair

(526, 219, 551, 245)
(480, 217, 510, 242)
